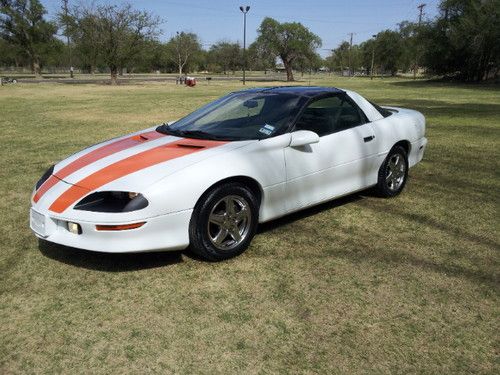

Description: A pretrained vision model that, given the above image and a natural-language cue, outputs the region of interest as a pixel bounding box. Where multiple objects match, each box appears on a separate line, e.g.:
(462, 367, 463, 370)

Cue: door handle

(363, 135, 375, 142)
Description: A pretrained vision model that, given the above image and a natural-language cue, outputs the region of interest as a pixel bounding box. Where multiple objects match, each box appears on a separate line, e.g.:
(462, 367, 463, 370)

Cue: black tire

(375, 145, 409, 197)
(189, 182, 259, 261)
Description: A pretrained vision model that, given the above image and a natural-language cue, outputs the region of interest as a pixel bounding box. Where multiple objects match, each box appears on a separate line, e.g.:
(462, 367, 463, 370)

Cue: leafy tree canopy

(256, 17, 321, 81)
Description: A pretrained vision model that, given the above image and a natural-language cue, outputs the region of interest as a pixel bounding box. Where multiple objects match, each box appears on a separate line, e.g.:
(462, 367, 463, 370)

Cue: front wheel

(375, 145, 409, 197)
(189, 182, 259, 261)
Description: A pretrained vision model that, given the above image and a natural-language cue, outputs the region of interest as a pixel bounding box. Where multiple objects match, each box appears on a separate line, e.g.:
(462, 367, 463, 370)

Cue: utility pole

(414, 3, 426, 80)
(239, 5, 250, 85)
(370, 34, 377, 80)
(61, 0, 73, 78)
(348, 32, 354, 77)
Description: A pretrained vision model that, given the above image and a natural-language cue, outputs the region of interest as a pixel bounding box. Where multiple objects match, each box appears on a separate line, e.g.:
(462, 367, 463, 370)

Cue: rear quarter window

(369, 101, 394, 118)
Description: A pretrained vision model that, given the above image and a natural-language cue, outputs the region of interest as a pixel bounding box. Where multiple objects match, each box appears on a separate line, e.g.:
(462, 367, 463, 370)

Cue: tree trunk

(32, 59, 41, 77)
(284, 61, 294, 81)
(110, 66, 118, 85)
(178, 64, 183, 76)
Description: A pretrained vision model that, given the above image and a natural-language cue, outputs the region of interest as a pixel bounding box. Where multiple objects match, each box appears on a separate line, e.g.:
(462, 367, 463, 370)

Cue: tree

(62, 8, 100, 73)
(0, 0, 58, 75)
(323, 53, 336, 73)
(359, 39, 375, 75)
(295, 51, 322, 76)
(256, 17, 321, 81)
(0, 35, 24, 66)
(398, 21, 419, 73)
(195, 49, 209, 72)
(165, 31, 202, 76)
(329, 41, 350, 74)
(247, 40, 275, 73)
(64, 3, 160, 83)
(374, 30, 404, 76)
(38, 33, 65, 70)
(126, 39, 164, 73)
(419, 0, 499, 81)
(208, 41, 241, 74)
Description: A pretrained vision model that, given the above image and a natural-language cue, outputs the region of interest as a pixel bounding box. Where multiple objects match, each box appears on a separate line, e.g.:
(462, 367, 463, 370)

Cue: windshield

(157, 92, 304, 141)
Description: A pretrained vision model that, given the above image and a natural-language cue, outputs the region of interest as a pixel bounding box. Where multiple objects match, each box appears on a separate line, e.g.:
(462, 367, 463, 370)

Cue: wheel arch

(196, 175, 263, 209)
(392, 140, 411, 155)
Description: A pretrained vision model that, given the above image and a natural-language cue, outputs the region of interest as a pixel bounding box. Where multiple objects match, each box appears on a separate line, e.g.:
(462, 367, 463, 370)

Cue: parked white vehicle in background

(30, 86, 427, 261)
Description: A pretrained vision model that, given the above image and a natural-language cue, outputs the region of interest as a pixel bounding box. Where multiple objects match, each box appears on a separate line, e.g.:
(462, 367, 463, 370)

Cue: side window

(295, 95, 366, 136)
(335, 98, 365, 132)
(294, 96, 343, 136)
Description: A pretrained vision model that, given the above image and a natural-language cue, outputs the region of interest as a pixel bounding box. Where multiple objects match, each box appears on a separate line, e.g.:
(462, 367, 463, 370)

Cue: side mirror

(290, 130, 320, 147)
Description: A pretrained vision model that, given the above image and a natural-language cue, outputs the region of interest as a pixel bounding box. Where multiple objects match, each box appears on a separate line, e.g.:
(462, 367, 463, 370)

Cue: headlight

(74, 191, 149, 213)
(35, 165, 54, 190)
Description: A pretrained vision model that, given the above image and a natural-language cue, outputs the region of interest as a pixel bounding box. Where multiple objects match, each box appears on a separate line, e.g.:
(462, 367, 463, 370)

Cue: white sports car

(30, 86, 427, 261)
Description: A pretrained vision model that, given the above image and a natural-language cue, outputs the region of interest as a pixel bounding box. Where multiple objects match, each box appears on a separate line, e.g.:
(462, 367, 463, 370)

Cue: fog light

(67, 222, 82, 234)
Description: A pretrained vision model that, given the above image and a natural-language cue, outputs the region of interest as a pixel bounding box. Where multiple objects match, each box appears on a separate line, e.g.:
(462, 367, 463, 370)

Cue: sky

(41, 0, 441, 56)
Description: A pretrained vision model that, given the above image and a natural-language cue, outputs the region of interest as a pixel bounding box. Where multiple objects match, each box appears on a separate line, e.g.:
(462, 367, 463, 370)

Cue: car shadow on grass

(38, 239, 185, 272)
(258, 192, 364, 234)
(38, 192, 367, 271)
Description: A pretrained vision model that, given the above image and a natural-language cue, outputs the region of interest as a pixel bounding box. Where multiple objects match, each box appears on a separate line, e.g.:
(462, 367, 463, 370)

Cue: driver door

(284, 94, 378, 211)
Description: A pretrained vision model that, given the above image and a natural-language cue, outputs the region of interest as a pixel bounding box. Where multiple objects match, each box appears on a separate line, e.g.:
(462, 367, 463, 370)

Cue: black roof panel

(235, 86, 344, 97)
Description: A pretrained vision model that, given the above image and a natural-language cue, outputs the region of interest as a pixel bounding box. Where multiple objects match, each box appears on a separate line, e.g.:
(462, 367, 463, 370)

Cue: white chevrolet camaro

(31, 86, 427, 261)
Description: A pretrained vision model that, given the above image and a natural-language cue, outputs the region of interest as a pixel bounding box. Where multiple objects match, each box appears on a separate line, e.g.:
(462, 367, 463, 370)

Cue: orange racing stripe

(49, 139, 227, 213)
(33, 131, 166, 202)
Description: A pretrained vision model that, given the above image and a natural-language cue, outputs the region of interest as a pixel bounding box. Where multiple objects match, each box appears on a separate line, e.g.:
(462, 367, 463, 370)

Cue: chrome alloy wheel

(386, 153, 406, 191)
(207, 195, 252, 250)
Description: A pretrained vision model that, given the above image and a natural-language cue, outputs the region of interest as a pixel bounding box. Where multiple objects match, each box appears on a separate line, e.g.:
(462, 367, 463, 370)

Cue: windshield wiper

(156, 124, 180, 136)
(176, 130, 233, 141)
(157, 125, 235, 141)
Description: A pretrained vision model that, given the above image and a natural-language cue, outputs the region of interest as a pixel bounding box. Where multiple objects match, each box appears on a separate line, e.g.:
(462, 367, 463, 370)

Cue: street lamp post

(239, 5, 250, 85)
(370, 34, 377, 80)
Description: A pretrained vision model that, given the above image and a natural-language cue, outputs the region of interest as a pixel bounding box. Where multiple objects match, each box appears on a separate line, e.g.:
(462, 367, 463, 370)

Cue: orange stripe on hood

(49, 139, 227, 213)
(33, 131, 166, 202)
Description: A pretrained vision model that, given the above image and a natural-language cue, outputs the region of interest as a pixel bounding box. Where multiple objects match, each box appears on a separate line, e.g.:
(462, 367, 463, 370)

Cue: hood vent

(130, 134, 150, 142)
(175, 143, 206, 149)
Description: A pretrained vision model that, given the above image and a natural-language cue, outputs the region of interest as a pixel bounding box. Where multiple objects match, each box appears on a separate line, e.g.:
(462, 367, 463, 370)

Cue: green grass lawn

(0, 78, 498, 374)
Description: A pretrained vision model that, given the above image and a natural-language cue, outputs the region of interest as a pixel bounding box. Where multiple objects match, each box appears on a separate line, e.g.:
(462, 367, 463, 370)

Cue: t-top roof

(235, 86, 344, 97)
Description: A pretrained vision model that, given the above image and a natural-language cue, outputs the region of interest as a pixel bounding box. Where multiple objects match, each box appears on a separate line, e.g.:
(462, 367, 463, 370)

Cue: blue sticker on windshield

(259, 124, 275, 136)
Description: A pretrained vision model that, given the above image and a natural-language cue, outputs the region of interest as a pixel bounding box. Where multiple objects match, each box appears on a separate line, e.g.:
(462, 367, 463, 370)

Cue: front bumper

(30, 208, 192, 253)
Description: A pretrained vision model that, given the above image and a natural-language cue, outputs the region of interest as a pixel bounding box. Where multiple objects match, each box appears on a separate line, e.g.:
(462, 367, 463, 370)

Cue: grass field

(0, 77, 499, 374)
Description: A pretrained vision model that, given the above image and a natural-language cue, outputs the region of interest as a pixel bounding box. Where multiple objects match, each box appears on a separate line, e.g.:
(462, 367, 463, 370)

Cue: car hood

(55, 129, 251, 189)
(35, 128, 253, 214)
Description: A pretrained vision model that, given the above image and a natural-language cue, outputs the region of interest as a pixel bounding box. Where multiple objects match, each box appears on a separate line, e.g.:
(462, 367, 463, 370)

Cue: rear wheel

(189, 182, 259, 261)
(375, 145, 408, 197)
